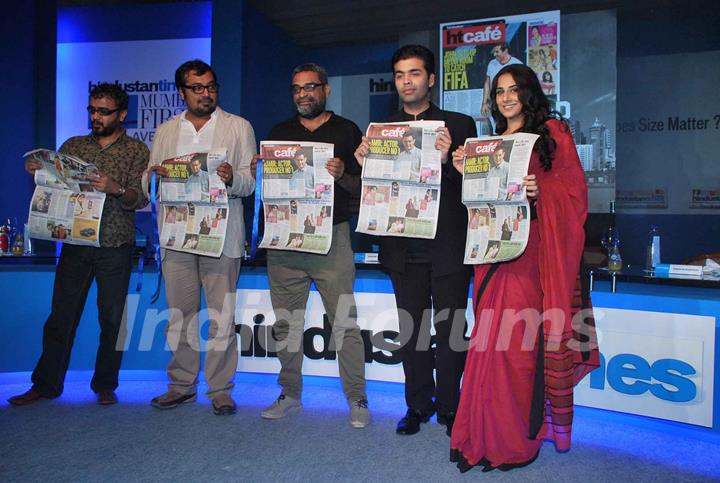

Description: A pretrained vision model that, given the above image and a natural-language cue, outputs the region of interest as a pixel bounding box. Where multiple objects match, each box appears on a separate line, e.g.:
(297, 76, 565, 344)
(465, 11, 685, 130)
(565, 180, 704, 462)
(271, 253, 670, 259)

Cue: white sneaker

(350, 399, 370, 428)
(261, 394, 302, 419)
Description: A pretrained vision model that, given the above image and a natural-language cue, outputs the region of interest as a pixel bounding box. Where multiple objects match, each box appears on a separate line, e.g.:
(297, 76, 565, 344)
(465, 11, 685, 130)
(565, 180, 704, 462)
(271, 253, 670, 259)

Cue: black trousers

(389, 263, 471, 415)
(31, 243, 133, 397)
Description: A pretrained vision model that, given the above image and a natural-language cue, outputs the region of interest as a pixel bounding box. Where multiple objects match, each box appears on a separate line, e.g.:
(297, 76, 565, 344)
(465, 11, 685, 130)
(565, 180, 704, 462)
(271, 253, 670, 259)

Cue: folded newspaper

(157, 149, 229, 257)
(356, 120, 444, 239)
(24, 148, 106, 247)
(258, 141, 335, 254)
(460, 133, 539, 264)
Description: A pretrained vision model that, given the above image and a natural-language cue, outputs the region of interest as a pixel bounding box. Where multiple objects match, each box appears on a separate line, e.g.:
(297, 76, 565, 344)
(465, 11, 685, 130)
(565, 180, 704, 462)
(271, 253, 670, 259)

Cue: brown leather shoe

(151, 391, 197, 409)
(97, 389, 118, 405)
(212, 393, 237, 416)
(8, 388, 48, 406)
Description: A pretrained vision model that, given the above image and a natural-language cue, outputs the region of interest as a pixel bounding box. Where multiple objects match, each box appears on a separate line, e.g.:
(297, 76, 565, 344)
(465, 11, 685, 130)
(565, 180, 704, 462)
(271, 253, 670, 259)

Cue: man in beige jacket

(142, 59, 256, 415)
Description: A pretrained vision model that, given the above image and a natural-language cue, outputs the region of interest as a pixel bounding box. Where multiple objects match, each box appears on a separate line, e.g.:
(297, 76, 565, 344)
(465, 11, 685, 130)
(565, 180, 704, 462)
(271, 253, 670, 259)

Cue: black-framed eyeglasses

(183, 83, 220, 94)
(87, 106, 121, 116)
(291, 82, 325, 94)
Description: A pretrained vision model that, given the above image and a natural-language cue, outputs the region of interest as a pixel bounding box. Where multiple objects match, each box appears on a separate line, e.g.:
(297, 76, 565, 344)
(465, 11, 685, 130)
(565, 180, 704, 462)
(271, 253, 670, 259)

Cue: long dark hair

(490, 64, 562, 171)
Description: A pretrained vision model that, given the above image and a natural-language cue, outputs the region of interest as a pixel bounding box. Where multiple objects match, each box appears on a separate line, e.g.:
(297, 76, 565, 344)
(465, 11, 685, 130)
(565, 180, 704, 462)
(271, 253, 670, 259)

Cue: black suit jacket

(379, 103, 477, 277)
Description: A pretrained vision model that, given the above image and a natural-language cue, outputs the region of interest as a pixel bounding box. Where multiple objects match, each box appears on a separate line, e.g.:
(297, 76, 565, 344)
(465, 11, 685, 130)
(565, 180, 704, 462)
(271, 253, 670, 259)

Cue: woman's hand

(524, 174, 538, 200)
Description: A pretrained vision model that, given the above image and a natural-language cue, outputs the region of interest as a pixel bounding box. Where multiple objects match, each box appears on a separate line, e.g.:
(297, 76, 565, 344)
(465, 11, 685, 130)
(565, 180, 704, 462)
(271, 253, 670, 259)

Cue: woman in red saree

(449, 64, 600, 472)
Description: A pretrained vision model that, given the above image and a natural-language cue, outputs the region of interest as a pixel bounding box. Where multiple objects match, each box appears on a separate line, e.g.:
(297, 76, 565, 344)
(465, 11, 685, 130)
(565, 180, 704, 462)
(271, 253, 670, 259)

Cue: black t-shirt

(268, 112, 363, 225)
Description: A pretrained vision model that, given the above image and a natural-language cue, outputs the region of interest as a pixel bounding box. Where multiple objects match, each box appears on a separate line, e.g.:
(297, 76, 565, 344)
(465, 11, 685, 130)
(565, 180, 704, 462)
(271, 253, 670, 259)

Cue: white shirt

(486, 56, 524, 85)
(176, 109, 218, 155)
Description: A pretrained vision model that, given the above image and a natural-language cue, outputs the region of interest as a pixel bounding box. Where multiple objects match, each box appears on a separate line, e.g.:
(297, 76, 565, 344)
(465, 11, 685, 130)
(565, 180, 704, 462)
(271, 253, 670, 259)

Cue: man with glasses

(252, 63, 369, 428)
(143, 59, 256, 416)
(9, 83, 149, 406)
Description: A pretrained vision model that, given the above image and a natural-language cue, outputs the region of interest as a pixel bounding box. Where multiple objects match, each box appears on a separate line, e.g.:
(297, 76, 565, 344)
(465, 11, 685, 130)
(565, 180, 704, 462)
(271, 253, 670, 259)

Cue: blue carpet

(1, 371, 719, 482)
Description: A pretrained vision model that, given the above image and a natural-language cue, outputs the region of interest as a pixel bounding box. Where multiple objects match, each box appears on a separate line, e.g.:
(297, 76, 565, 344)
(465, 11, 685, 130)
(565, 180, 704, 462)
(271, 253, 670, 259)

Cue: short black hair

(175, 59, 217, 89)
(292, 63, 328, 84)
(90, 83, 128, 111)
(391, 45, 435, 75)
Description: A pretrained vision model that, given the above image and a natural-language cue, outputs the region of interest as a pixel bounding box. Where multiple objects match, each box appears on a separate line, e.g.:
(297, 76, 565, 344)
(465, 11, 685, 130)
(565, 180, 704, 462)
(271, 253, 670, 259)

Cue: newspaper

(24, 149, 106, 247)
(356, 121, 444, 238)
(461, 133, 539, 264)
(158, 149, 229, 257)
(259, 141, 335, 254)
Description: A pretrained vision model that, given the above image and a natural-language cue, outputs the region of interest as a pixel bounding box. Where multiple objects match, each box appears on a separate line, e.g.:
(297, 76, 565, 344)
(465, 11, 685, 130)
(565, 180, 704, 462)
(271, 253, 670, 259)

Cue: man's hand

(216, 162, 234, 186)
(354, 136, 370, 167)
(25, 158, 43, 175)
(88, 172, 122, 195)
(325, 157, 344, 180)
(481, 102, 490, 117)
(146, 165, 168, 187)
(435, 126, 452, 163)
(451, 146, 466, 175)
(250, 154, 261, 179)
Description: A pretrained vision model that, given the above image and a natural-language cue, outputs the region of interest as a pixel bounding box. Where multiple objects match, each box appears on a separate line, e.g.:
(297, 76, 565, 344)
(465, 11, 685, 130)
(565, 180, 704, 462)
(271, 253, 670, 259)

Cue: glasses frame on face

(87, 106, 121, 116)
(183, 83, 220, 95)
(291, 82, 325, 95)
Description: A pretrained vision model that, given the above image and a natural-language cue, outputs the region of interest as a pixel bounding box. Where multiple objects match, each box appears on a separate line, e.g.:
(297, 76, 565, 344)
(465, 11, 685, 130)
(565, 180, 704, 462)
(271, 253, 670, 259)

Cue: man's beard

(191, 97, 216, 117)
(296, 95, 326, 119)
(92, 121, 119, 138)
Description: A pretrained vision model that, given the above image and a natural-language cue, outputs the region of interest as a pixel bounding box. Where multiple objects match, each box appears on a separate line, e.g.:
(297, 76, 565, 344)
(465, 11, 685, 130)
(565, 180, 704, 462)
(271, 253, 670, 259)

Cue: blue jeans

(31, 243, 133, 397)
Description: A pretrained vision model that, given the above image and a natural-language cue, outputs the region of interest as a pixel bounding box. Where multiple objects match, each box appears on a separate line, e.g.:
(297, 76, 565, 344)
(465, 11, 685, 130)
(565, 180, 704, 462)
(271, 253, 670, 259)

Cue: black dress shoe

(8, 388, 48, 406)
(396, 408, 433, 435)
(97, 389, 118, 405)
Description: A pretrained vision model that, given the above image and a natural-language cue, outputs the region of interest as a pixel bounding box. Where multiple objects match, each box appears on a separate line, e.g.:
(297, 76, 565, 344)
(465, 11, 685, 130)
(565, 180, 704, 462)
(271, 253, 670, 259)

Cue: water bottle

(607, 237, 623, 272)
(24, 222, 33, 255)
(646, 225, 661, 270)
(602, 201, 622, 271)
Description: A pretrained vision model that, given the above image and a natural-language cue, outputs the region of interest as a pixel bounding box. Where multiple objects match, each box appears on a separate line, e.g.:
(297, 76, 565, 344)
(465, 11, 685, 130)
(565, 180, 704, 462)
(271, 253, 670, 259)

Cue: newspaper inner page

(259, 141, 335, 254)
(356, 120, 444, 238)
(157, 148, 230, 257)
(460, 133, 539, 264)
(24, 149, 106, 247)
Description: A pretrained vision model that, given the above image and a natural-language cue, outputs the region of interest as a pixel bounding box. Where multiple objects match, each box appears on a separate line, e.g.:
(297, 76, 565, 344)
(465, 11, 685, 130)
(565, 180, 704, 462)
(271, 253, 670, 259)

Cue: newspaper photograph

(24, 149, 106, 246)
(460, 133, 538, 264)
(158, 148, 230, 257)
(159, 203, 227, 256)
(259, 141, 335, 254)
(356, 120, 444, 238)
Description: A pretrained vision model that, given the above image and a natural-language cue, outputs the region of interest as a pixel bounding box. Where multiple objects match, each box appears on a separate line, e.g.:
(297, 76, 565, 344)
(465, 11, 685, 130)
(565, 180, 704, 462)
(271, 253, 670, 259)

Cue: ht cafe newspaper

(24, 149, 106, 246)
(356, 121, 444, 238)
(461, 133, 539, 264)
(259, 141, 335, 254)
(158, 148, 229, 257)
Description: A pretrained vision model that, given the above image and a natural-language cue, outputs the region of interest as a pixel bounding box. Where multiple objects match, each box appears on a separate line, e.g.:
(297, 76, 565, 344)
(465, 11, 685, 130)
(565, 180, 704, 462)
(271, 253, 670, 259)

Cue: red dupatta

(535, 119, 600, 450)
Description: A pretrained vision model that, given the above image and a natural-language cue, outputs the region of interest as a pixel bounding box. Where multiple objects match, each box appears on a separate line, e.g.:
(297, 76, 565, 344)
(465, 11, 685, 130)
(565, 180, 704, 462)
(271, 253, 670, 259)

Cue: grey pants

(266, 222, 367, 402)
(162, 250, 241, 398)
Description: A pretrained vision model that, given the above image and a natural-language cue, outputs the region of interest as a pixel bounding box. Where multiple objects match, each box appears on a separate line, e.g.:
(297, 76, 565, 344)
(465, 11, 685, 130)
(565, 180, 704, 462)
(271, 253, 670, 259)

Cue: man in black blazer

(355, 45, 477, 436)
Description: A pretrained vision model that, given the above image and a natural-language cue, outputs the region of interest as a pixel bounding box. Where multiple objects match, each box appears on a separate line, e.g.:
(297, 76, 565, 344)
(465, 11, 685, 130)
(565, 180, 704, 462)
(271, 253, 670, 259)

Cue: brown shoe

(8, 388, 47, 406)
(97, 389, 118, 405)
(150, 391, 197, 409)
(212, 393, 237, 416)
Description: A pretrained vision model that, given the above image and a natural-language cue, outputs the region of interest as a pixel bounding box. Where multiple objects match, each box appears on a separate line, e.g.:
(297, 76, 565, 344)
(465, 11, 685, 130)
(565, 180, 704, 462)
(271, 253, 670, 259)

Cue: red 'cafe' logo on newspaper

(368, 125, 411, 139)
(262, 144, 302, 159)
(467, 140, 502, 155)
(443, 23, 506, 48)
